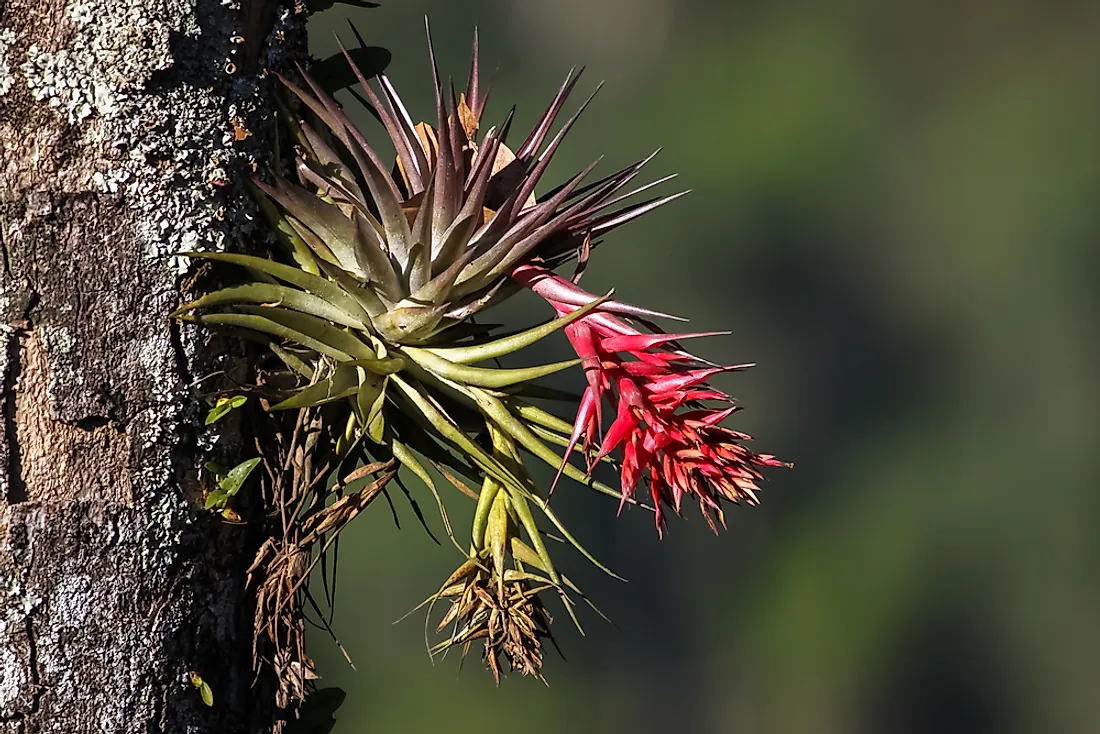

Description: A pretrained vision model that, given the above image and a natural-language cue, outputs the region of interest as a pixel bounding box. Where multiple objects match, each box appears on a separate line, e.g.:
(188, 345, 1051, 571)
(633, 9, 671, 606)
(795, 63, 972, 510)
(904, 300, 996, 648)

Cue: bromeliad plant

(176, 23, 787, 689)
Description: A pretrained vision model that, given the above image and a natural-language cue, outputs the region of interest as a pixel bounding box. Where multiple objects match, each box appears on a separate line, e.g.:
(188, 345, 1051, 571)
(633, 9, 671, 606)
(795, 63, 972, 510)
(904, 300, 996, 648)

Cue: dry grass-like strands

(244, 394, 398, 714)
(430, 561, 556, 684)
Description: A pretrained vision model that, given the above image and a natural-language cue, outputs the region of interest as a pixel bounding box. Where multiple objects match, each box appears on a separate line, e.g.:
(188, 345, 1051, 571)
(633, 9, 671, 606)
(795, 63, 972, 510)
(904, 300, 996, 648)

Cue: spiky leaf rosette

(176, 22, 784, 682)
(235, 23, 679, 346)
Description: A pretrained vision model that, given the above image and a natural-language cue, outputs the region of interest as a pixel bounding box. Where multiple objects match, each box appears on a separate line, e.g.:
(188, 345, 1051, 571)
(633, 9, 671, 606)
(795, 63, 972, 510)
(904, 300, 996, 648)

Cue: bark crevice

(3, 333, 25, 504)
(21, 615, 43, 719)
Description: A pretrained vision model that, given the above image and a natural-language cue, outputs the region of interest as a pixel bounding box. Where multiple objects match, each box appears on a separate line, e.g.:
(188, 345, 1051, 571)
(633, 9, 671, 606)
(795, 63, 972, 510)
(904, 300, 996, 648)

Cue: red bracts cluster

(513, 264, 788, 536)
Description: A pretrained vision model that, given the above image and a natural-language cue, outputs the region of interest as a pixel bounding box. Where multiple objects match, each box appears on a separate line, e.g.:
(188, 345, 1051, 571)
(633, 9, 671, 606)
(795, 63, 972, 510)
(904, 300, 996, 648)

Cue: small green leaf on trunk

(205, 395, 247, 425)
(189, 671, 214, 707)
(220, 457, 262, 498)
(203, 489, 229, 510)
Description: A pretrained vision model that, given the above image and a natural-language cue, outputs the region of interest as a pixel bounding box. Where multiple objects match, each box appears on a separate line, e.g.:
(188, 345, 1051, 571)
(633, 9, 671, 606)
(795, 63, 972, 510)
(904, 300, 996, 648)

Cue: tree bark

(0, 0, 300, 731)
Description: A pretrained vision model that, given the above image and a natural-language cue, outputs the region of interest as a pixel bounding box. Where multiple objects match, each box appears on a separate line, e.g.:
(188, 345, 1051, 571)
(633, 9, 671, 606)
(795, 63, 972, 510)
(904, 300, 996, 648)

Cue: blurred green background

(306, 2, 1100, 732)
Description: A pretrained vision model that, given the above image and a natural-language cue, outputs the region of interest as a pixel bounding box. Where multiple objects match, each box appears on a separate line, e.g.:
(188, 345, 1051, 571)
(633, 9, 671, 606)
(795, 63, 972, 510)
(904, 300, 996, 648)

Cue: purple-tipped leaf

(580, 173, 679, 218)
(408, 214, 480, 306)
(408, 164, 439, 294)
(298, 121, 367, 205)
(353, 212, 404, 302)
(457, 161, 600, 292)
(254, 176, 355, 260)
(448, 81, 468, 186)
(294, 157, 370, 223)
(284, 215, 342, 267)
(337, 34, 427, 193)
(516, 67, 583, 161)
(466, 28, 482, 117)
(513, 84, 602, 211)
(584, 191, 690, 238)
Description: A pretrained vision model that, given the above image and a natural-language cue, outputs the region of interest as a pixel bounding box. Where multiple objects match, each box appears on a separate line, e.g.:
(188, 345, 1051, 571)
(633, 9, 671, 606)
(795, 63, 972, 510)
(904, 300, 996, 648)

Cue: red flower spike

(551, 388, 599, 493)
(511, 264, 789, 536)
(599, 331, 727, 353)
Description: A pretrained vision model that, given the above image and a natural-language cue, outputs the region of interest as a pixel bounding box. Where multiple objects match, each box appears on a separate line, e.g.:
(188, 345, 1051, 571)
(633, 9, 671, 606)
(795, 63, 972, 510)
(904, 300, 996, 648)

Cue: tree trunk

(0, 0, 300, 731)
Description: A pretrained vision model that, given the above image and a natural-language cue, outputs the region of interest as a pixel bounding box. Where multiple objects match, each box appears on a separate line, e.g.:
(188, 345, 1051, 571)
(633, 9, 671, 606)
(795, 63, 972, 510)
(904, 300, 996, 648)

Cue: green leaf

(355, 371, 388, 443)
(470, 474, 501, 552)
(316, 257, 389, 317)
(269, 344, 316, 378)
(204, 395, 247, 426)
(487, 489, 510, 575)
(179, 312, 353, 362)
(219, 457, 262, 498)
(392, 439, 435, 491)
(371, 306, 448, 344)
(253, 177, 357, 264)
(402, 347, 581, 389)
(389, 375, 518, 489)
(285, 212, 355, 275)
(270, 366, 359, 410)
(204, 461, 227, 477)
(203, 489, 229, 510)
(482, 426, 562, 586)
(424, 294, 610, 364)
(510, 402, 578, 436)
(235, 306, 376, 361)
(388, 374, 563, 581)
(178, 284, 369, 332)
(248, 180, 320, 275)
(346, 356, 405, 374)
(503, 382, 585, 402)
(187, 304, 376, 363)
(178, 252, 372, 328)
(189, 672, 214, 707)
(335, 409, 361, 459)
(472, 389, 626, 579)
(491, 395, 629, 502)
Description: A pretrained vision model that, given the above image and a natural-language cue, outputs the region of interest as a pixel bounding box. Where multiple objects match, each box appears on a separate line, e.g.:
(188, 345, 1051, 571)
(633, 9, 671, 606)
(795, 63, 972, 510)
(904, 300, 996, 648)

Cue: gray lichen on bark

(0, 0, 302, 730)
